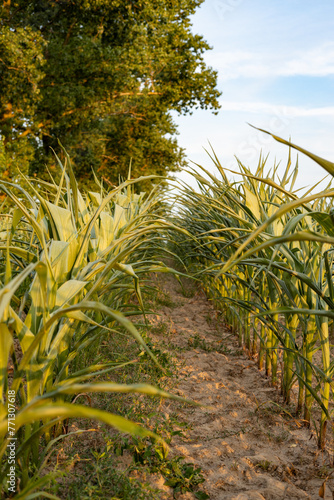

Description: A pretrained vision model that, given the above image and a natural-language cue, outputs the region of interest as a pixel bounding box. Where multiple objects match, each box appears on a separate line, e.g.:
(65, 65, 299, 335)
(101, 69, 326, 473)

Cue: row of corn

(173, 131, 334, 451)
(0, 151, 183, 498)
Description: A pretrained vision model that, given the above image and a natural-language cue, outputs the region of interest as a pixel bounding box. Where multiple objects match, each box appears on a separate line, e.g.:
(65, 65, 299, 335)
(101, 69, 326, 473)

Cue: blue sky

(174, 0, 334, 190)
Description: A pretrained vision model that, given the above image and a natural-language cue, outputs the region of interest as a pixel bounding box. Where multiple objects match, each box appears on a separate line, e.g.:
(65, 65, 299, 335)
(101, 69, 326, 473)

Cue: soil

(145, 271, 334, 500)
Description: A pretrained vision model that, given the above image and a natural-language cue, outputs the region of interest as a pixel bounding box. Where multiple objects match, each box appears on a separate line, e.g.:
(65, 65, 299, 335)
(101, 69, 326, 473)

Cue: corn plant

(0, 153, 189, 498)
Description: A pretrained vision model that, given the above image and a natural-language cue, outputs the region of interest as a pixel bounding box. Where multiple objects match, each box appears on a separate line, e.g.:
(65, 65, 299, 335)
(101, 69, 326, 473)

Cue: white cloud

(206, 42, 334, 79)
(221, 101, 334, 118)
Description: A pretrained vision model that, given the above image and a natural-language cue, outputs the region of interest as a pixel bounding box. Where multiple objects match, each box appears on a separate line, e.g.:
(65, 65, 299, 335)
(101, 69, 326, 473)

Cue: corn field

(173, 131, 334, 452)
(2, 134, 334, 498)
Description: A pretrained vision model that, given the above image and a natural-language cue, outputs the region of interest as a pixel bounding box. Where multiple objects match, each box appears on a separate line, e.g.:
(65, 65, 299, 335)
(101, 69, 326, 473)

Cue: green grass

(50, 319, 206, 499)
(179, 287, 197, 298)
(58, 456, 161, 500)
(155, 291, 179, 309)
(149, 321, 170, 337)
(187, 333, 232, 354)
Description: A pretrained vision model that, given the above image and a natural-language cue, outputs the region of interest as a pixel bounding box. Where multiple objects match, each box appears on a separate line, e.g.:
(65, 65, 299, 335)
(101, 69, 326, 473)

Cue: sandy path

(148, 272, 333, 500)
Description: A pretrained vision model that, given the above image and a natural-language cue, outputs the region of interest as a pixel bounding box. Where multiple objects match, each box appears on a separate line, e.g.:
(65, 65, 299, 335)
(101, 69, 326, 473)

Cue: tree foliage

(0, 0, 221, 186)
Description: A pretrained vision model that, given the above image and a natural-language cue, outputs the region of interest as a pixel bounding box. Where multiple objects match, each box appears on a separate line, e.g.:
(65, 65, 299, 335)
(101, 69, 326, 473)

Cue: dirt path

(147, 272, 333, 500)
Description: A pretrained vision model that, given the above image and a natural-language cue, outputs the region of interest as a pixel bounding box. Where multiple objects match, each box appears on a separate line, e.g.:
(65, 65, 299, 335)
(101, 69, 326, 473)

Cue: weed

(205, 312, 213, 325)
(163, 459, 209, 498)
(274, 430, 289, 443)
(53, 322, 180, 498)
(317, 465, 333, 479)
(109, 416, 208, 499)
(255, 460, 272, 471)
(205, 427, 249, 442)
(156, 291, 179, 308)
(230, 349, 244, 356)
(142, 340, 174, 373)
(149, 321, 170, 336)
(133, 444, 208, 498)
(183, 289, 196, 298)
(112, 413, 187, 460)
(187, 333, 231, 354)
(266, 431, 274, 442)
(230, 460, 239, 471)
(160, 338, 187, 353)
(179, 286, 197, 298)
(60, 457, 161, 499)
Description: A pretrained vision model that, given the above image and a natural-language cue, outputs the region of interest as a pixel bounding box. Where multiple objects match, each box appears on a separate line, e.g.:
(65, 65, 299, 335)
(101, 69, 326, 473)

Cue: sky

(173, 0, 334, 191)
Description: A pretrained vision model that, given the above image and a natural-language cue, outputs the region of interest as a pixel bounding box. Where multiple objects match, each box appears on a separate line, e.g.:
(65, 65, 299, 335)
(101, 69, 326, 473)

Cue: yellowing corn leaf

(0, 264, 36, 321)
(99, 212, 114, 252)
(115, 193, 129, 207)
(113, 204, 127, 234)
(8, 307, 34, 353)
(77, 191, 91, 225)
(88, 191, 102, 206)
(0, 323, 13, 402)
(243, 185, 261, 221)
(0, 403, 164, 447)
(0, 246, 36, 263)
(267, 196, 284, 236)
(25, 262, 49, 335)
(114, 262, 137, 278)
(49, 240, 70, 281)
(45, 201, 76, 242)
(55, 280, 87, 308)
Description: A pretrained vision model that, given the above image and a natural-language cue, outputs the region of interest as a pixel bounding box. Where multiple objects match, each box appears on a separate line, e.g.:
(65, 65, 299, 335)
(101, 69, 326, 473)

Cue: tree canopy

(0, 0, 221, 187)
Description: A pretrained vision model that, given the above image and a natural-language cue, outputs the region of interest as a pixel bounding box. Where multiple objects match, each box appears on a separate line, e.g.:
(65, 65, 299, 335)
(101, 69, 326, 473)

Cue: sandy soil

(146, 271, 334, 500)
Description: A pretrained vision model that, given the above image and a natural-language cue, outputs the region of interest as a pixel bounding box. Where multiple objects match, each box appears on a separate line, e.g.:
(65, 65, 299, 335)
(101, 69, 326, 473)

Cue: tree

(0, 22, 45, 178)
(0, 0, 221, 187)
